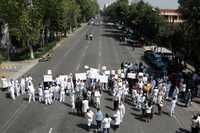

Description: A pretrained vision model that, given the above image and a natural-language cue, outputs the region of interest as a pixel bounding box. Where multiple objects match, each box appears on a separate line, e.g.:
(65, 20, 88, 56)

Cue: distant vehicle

(86, 33, 93, 40)
(106, 22, 114, 26)
(144, 50, 168, 70)
(0, 77, 9, 90)
(39, 54, 51, 62)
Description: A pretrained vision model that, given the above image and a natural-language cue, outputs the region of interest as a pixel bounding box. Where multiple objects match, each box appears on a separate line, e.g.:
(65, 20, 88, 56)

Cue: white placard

(121, 73, 125, 78)
(102, 66, 107, 70)
(88, 68, 99, 79)
(59, 75, 68, 81)
(75, 73, 87, 80)
(44, 75, 53, 82)
(47, 69, 52, 75)
(104, 70, 110, 75)
(111, 70, 115, 75)
(127, 73, 136, 79)
(0, 78, 8, 88)
(98, 75, 108, 83)
(117, 69, 121, 74)
(138, 72, 144, 77)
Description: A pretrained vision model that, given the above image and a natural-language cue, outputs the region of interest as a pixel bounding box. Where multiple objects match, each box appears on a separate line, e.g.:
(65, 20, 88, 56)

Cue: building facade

(160, 9, 184, 23)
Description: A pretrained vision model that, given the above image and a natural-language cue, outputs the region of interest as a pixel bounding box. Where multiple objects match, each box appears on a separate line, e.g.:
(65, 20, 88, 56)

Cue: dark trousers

(96, 120, 102, 129)
(113, 125, 119, 131)
(103, 128, 110, 133)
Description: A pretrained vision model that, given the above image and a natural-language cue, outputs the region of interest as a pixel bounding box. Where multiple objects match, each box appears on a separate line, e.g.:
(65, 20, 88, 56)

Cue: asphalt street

(0, 22, 195, 133)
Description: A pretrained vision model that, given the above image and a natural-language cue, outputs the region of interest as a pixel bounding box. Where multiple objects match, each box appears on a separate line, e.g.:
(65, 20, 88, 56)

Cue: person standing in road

(28, 81, 35, 103)
(9, 83, 15, 100)
(95, 108, 103, 131)
(112, 108, 121, 131)
(119, 102, 125, 122)
(20, 77, 26, 95)
(102, 113, 112, 133)
(170, 97, 177, 117)
(86, 109, 94, 131)
(75, 96, 83, 116)
(82, 97, 89, 116)
(38, 84, 43, 103)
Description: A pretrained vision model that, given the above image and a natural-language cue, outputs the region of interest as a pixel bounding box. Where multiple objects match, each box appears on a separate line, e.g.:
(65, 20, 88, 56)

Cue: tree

(76, 0, 99, 22)
(178, 0, 200, 66)
(62, 0, 81, 35)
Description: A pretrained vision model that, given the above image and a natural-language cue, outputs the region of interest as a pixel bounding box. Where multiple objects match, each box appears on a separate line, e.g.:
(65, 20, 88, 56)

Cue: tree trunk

(29, 45, 34, 59)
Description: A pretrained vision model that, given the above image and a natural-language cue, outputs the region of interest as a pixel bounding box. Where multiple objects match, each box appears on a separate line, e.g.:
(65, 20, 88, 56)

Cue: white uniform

(60, 86, 65, 103)
(70, 89, 75, 109)
(113, 110, 121, 125)
(54, 85, 60, 100)
(170, 99, 176, 117)
(119, 103, 125, 122)
(44, 89, 50, 105)
(20, 78, 26, 95)
(9, 85, 15, 100)
(38, 86, 43, 102)
(86, 110, 94, 127)
(82, 99, 89, 113)
(94, 90, 101, 108)
(15, 80, 20, 96)
(28, 82, 35, 103)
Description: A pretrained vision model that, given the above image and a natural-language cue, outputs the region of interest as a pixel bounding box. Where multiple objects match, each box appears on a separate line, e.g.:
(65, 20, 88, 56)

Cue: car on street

(143, 50, 168, 70)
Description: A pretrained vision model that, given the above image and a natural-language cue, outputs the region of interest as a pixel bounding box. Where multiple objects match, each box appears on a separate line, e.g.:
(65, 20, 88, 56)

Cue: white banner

(104, 70, 110, 75)
(44, 75, 53, 82)
(88, 68, 99, 79)
(98, 75, 108, 83)
(75, 73, 87, 80)
(59, 75, 68, 81)
(127, 73, 136, 79)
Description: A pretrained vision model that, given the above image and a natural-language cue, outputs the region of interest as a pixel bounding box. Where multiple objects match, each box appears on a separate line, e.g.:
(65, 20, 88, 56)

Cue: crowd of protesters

(1, 61, 200, 132)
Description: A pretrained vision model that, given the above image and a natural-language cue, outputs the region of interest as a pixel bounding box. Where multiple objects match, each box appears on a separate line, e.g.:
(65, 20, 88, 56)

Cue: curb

(2, 23, 87, 80)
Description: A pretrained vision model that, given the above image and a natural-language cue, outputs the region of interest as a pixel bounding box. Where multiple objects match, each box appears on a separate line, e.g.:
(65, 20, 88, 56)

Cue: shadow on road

(105, 105, 114, 111)
(131, 112, 146, 122)
(176, 128, 190, 133)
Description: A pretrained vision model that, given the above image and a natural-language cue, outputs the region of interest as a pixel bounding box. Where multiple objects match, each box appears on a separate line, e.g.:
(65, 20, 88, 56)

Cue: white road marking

(98, 64, 101, 70)
(75, 44, 89, 72)
(49, 128, 53, 133)
(0, 102, 28, 133)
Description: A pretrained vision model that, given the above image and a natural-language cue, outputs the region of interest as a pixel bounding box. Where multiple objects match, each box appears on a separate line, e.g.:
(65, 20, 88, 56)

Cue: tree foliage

(0, 0, 99, 59)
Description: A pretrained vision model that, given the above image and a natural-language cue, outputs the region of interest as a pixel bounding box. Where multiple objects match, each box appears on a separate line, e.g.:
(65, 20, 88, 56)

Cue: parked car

(144, 50, 168, 70)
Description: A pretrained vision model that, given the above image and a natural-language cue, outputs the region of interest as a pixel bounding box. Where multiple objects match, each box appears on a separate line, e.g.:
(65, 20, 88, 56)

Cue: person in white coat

(94, 89, 101, 108)
(82, 98, 89, 116)
(54, 84, 60, 101)
(102, 113, 112, 133)
(70, 88, 75, 109)
(60, 82, 65, 103)
(170, 97, 177, 117)
(119, 102, 125, 122)
(15, 80, 20, 96)
(112, 108, 121, 131)
(44, 87, 50, 105)
(20, 77, 26, 95)
(38, 84, 43, 103)
(28, 82, 35, 103)
(9, 84, 15, 100)
(86, 109, 94, 131)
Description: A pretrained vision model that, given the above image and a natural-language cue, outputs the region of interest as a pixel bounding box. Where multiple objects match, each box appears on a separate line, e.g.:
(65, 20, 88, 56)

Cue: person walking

(102, 113, 112, 133)
(119, 102, 125, 122)
(170, 97, 177, 117)
(82, 97, 89, 116)
(145, 102, 152, 123)
(38, 84, 43, 103)
(86, 109, 94, 131)
(75, 96, 83, 116)
(95, 108, 103, 131)
(191, 114, 199, 133)
(28, 82, 35, 103)
(112, 108, 121, 131)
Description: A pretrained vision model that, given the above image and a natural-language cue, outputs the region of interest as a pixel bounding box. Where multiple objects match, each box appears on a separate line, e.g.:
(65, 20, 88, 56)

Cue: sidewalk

(0, 23, 87, 80)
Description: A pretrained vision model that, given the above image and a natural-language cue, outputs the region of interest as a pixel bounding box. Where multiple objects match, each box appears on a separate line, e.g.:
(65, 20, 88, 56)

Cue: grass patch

(11, 39, 61, 61)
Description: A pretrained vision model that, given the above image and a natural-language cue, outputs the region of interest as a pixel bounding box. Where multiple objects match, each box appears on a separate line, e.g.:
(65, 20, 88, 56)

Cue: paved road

(0, 22, 195, 133)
